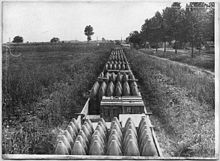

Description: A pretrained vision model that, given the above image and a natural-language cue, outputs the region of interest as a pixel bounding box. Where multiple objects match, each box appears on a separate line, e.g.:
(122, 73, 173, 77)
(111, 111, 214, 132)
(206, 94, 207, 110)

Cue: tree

(185, 2, 211, 57)
(50, 37, 60, 43)
(162, 3, 185, 54)
(127, 31, 142, 48)
(149, 12, 163, 52)
(84, 25, 94, 42)
(128, 2, 214, 57)
(12, 36, 23, 43)
(140, 12, 164, 52)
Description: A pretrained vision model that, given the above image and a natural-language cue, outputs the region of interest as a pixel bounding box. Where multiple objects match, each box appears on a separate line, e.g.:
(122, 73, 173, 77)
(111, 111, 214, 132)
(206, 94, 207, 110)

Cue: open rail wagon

(3, 47, 163, 160)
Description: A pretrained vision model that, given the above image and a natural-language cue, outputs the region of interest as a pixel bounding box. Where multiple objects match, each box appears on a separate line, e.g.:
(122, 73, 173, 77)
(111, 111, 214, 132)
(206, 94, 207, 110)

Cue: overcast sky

(3, 1, 182, 42)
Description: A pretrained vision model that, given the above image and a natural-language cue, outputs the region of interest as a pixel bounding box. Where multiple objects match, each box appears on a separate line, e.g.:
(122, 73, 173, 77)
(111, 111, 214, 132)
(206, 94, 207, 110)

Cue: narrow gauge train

(54, 47, 163, 158)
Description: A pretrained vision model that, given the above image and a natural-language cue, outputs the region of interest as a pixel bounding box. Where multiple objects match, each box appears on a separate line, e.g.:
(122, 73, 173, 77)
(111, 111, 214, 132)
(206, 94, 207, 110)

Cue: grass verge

(2, 43, 113, 154)
(139, 48, 214, 72)
(125, 48, 215, 157)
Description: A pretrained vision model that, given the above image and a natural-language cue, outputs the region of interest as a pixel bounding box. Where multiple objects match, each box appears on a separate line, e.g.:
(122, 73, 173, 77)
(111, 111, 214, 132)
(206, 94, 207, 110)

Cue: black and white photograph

(1, 0, 218, 160)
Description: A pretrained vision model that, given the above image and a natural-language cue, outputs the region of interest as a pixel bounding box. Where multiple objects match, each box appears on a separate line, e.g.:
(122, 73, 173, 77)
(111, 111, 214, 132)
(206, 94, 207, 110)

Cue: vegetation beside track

(139, 48, 215, 72)
(125, 48, 215, 157)
(2, 43, 114, 154)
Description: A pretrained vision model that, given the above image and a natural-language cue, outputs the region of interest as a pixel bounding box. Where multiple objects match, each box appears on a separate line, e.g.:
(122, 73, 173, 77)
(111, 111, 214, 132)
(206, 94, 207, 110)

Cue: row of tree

(11, 25, 95, 43)
(127, 2, 214, 57)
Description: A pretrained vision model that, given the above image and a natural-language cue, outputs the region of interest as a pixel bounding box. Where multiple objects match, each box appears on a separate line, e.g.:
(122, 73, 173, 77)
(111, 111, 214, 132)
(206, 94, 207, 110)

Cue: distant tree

(127, 31, 142, 48)
(84, 25, 94, 42)
(12, 36, 23, 43)
(115, 40, 121, 45)
(50, 37, 60, 43)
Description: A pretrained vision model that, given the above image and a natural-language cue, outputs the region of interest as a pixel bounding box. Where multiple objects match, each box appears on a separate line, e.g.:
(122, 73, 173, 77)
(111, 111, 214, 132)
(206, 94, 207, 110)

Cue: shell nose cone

(85, 119, 94, 132)
(64, 130, 74, 147)
(82, 125, 91, 139)
(123, 81, 130, 96)
(71, 118, 81, 131)
(55, 141, 69, 155)
(89, 140, 104, 155)
(71, 141, 86, 155)
(109, 129, 122, 142)
(69, 122, 78, 135)
(66, 125, 76, 141)
(91, 135, 105, 148)
(107, 140, 122, 155)
(75, 135, 88, 151)
(56, 135, 71, 154)
(78, 130, 89, 145)
(111, 117, 122, 129)
(124, 133, 138, 148)
(124, 140, 140, 156)
(141, 139, 158, 156)
(95, 125, 106, 139)
(98, 121, 107, 133)
(108, 134, 121, 145)
(84, 121, 93, 134)
(100, 118, 107, 128)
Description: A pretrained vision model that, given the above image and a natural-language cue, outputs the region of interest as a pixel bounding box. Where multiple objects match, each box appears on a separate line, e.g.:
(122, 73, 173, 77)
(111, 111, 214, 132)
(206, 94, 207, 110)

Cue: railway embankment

(125, 48, 215, 157)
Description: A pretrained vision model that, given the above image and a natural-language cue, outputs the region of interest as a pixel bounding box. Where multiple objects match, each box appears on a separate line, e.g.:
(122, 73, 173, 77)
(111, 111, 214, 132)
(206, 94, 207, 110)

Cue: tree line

(126, 2, 214, 57)
(11, 25, 95, 43)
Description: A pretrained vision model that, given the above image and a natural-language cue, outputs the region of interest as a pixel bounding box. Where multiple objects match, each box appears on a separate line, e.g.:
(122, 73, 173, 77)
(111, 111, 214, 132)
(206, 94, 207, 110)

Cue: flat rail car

(53, 47, 163, 157)
(3, 47, 163, 160)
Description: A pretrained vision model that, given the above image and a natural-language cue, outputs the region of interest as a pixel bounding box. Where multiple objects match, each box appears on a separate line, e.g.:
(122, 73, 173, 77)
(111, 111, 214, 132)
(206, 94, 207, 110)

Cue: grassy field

(2, 42, 114, 154)
(125, 48, 215, 157)
(139, 48, 214, 72)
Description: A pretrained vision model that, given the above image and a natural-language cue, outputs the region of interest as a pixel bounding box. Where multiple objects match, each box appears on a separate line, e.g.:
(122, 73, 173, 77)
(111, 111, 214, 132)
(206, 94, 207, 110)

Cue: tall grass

(139, 49, 214, 72)
(125, 48, 215, 157)
(2, 43, 114, 154)
(127, 49, 214, 108)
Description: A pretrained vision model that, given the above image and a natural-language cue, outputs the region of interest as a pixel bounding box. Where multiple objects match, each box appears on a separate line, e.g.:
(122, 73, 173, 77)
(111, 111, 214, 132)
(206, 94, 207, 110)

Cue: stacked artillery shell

(138, 116, 158, 156)
(123, 118, 140, 156)
(89, 81, 100, 114)
(105, 49, 129, 71)
(71, 119, 90, 155)
(55, 117, 158, 156)
(54, 48, 159, 156)
(130, 81, 140, 96)
(89, 120, 107, 155)
(106, 81, 114, 96)
(115, 81, 122, 96)
(98, 81, 107, 101)
(91, 72, 140, 99)
(55, 118, 80, 155)
(72, 119, 94, 155)
(107, 117, 122, 155)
